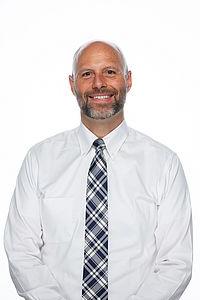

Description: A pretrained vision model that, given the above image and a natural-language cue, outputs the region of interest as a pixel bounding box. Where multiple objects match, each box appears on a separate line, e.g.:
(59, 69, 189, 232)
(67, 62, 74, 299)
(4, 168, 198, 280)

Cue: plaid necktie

(82, 138, 108, 300)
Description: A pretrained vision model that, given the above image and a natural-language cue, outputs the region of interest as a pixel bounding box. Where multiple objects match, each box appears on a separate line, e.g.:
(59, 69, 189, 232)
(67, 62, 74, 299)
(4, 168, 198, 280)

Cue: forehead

(76, 43, 124, 71)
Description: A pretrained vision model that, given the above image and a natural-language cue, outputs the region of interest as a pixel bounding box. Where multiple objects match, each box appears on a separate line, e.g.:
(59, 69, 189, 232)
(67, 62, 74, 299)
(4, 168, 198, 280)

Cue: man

(4, 41, 192, 300)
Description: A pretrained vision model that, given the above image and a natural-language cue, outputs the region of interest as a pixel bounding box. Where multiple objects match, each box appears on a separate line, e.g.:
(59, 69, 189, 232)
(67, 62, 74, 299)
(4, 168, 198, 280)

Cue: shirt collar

(76, 119, 129, 158)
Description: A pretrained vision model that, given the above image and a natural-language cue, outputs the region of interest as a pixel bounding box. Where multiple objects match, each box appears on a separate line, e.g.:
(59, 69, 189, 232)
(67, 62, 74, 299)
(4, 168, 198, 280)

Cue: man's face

(69, 43, 132, 120)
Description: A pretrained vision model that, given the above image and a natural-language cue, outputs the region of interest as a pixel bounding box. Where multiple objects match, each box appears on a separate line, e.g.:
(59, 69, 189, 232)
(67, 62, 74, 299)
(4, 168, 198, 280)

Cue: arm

(4, 148, 66, 300)
(133, 153, 193, 300)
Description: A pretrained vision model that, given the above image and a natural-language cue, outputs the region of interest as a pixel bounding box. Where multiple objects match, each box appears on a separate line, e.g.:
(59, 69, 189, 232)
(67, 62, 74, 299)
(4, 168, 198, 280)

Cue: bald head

(72, 40, 128, 77)
(69, 40, 132, 121)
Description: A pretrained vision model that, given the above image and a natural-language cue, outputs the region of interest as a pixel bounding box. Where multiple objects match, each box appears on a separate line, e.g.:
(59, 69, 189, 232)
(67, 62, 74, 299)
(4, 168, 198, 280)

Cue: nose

(92, 73, 107, 89)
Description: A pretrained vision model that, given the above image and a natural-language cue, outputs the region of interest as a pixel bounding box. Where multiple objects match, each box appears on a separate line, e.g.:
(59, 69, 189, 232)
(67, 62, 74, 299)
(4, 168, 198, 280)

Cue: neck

(81, 111, 124, 138)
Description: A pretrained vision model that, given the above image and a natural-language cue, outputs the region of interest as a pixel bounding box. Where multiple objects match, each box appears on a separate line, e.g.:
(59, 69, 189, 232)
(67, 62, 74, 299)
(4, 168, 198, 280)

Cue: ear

(126, 71, 132, 92)
(69, 75, 76, 95)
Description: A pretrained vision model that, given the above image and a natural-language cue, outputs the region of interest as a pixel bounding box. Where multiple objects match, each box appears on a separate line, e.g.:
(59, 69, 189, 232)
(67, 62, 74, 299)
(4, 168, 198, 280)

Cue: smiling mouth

(88, 94, 114, 101)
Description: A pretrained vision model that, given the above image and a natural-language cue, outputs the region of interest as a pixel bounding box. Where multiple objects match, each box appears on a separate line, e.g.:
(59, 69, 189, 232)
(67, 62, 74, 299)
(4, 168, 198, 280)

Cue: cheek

(111, 83, 126, 95)
(75, 79, 92, 93)
(74, 83, 91, 102)
(108, 78, 126, 88)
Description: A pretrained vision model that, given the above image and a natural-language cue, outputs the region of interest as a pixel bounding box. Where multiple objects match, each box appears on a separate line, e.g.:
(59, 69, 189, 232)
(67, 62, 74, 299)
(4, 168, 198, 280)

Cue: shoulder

(27, 126, 79, 158)
(126, 126, 177, 166)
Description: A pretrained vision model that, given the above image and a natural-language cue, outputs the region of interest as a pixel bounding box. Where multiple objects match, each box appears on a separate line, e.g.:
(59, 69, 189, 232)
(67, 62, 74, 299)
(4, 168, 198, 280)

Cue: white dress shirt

(4, 120, 192, 300)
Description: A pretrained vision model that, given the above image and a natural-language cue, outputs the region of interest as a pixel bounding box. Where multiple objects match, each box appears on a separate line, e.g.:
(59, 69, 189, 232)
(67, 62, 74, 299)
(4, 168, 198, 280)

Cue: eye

(81, 71, 93, 78)
(105, 69, 117, 76)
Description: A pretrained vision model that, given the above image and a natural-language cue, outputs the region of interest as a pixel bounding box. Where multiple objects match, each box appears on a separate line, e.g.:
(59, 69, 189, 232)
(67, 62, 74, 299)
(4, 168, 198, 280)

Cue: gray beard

(82, 99, 125, 120)
(76, 88, 127, 119)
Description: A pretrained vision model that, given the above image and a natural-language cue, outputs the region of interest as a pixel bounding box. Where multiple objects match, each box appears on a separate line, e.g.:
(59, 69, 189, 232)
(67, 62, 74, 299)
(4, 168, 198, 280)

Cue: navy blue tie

(82, 138, 108, 299)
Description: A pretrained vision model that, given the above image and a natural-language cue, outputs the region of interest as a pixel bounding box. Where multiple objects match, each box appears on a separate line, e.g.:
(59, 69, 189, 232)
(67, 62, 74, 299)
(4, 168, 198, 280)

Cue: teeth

(93, 95, 110, 99)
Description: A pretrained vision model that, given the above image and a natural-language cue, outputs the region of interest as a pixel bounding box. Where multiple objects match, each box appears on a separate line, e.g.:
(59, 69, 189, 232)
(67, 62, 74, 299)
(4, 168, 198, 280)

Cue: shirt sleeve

(132, 153, 193, 300)
(4, 148, 66, 300)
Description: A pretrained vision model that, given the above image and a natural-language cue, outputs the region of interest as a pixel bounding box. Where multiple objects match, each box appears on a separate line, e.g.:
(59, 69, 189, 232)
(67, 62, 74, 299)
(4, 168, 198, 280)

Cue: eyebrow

(77, 68, 93, 75)
(77, 66, 120, 74)
(103, 66, 119, 70)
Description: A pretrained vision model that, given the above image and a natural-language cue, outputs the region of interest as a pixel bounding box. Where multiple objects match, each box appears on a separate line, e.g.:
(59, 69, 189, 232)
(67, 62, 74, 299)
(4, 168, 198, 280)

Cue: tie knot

(93, 138, 106, 152)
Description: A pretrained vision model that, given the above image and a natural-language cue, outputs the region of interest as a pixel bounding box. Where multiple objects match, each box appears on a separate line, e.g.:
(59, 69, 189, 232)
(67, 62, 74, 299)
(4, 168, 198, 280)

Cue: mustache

(84, 88, 117, 98)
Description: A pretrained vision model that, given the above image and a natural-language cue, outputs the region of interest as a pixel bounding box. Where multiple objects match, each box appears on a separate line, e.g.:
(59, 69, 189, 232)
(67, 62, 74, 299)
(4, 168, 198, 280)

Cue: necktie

(82, 138, 108, 300)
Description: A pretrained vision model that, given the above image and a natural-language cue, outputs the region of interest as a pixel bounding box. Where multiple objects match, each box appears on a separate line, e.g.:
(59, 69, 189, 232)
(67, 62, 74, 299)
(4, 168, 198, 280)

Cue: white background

(0, 0, 199, 299)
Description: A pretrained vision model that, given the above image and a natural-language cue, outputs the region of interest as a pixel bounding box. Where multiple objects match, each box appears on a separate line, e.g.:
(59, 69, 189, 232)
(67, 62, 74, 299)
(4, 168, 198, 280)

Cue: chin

(84, 109, 114, 120)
